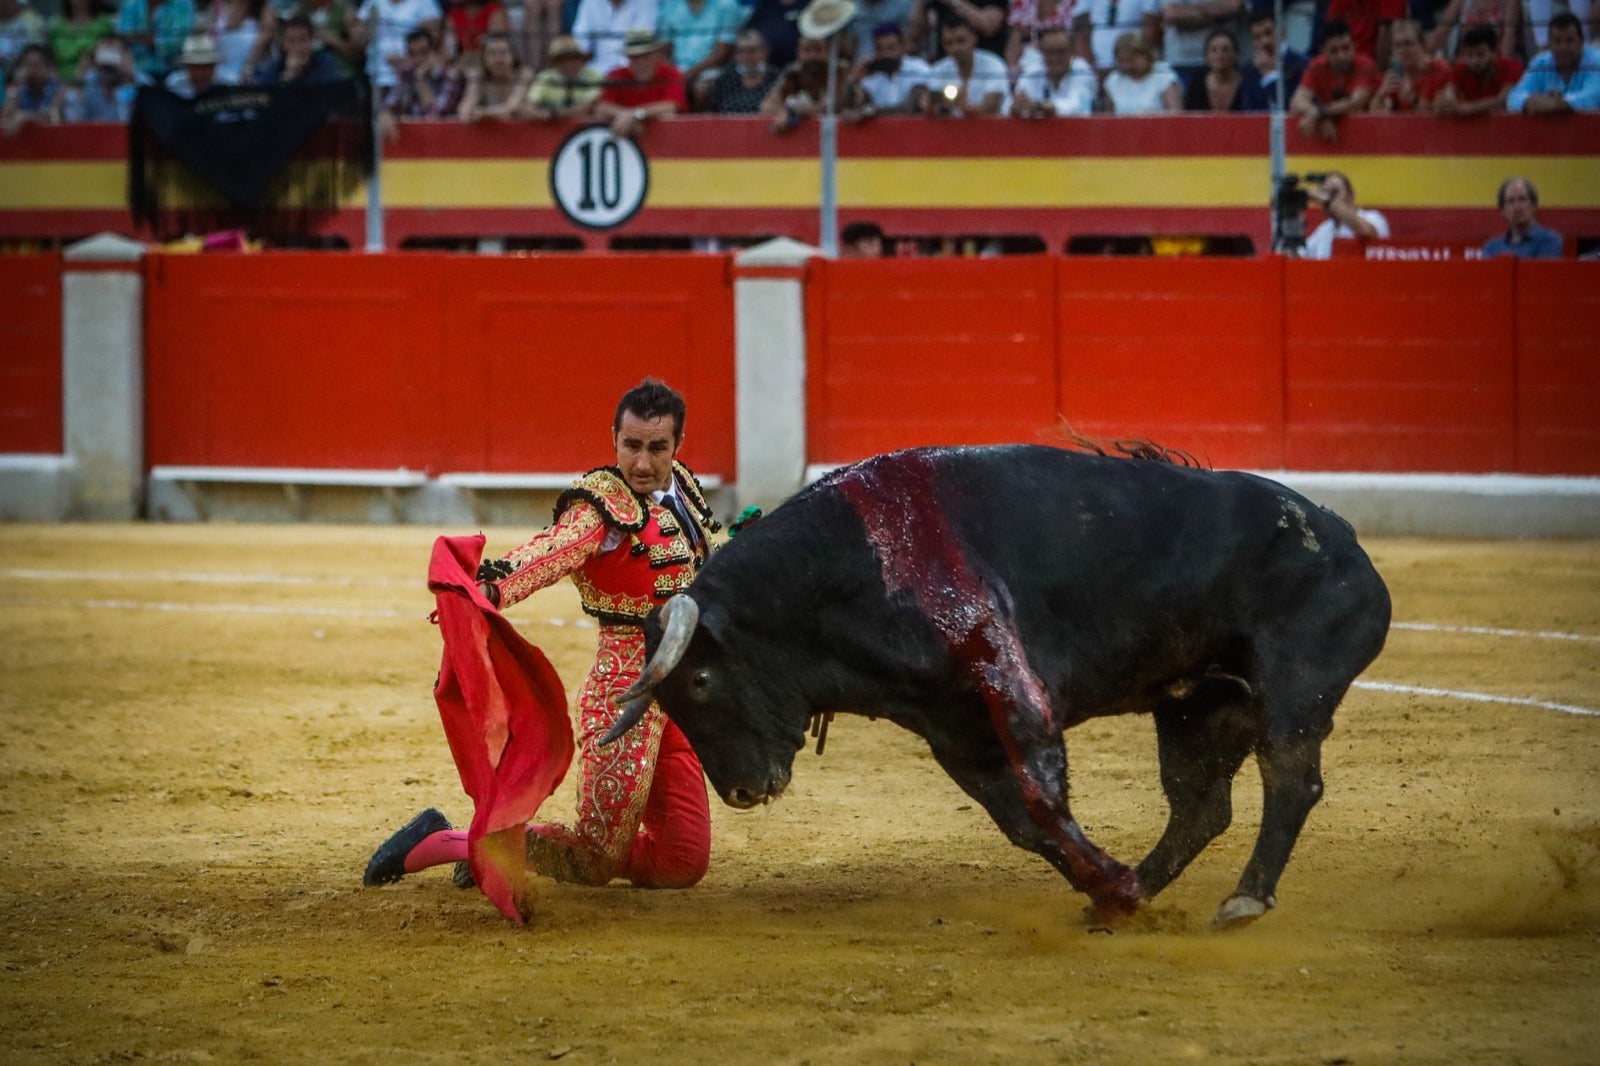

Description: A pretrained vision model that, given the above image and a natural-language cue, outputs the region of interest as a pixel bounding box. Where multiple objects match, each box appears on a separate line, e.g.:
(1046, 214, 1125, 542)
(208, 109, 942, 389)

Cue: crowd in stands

(2, 0, 1596, 132)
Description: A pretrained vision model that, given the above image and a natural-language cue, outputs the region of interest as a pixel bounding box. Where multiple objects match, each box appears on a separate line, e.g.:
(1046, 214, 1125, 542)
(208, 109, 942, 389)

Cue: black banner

(128, 81, 372, 242)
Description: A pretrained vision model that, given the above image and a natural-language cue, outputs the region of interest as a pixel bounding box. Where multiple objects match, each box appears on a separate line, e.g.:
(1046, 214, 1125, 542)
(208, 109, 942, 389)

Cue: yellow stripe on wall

(4, 154, 1597, 211)
(0, 162, 127, 208)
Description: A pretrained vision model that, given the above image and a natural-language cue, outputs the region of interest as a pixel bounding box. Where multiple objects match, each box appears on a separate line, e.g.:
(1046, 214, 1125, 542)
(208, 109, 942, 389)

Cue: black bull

(611, 445, 1391, 929)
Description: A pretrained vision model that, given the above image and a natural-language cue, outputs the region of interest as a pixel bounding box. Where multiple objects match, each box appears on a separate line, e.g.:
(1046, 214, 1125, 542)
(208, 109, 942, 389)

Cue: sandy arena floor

(0, 523, 1597, 1065)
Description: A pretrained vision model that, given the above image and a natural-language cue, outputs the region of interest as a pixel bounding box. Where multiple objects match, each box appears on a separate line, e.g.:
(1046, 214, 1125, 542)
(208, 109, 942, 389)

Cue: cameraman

(1302, 171, 1389, 259)
(859, 23, 931, 112)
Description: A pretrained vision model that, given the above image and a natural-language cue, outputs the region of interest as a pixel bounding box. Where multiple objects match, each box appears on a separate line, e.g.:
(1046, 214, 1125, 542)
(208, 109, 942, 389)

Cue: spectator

(164, 30, 222, 93)
(1507, 11, 1600, 113)
(256, 14, 348, 81)
(1370, 17, 1451, 108)
(1324, 0, 1405, 68)
(1072, 0, 1159, 72)
(444, 0, 507, 61)
(762, 13, 873, 128)
(1290, 19, 1379, 140)
(458, 30, 528, 117)
(1, 42, 63, 134)
(848, 0, 912, 58)
(571, 0, 658, 76)
(923, 18, 1008, 113)
(1302, 170, 1389, 258)
(1158, 0, 1244, 87)
(1482, 176, 1563, 258)
(115, 0, 198, 78)
(521, 0, 562, 70)
(596, 28, 686, 137)
(0, 0, 45, 74)
(1184, 27, 1264, 109)
(351, 0, 442, 89)
(705, 26, 781, 110)
(526, 32, 603, 117)
(912, 0, 1008, 62)
(65, 34, 137, 120)
(204, 0, 276, 84)
(1243, 10, 1307, 109)
(50, 0, 117, 75)
(1425, 0, 1520, 59)
(1011, 24, 1096, 114)
(857, 21, 929, 112)
(380, 25, 463, 135)
(1004, 0, 1074, 72)
(658, 0, 743, 94)
(1102, 28, 1181, 111)
(291, 0, 359, 75)
(1434, 23, 1522, 113)
(742, 0, 806, 67)
(1520, 0, 1590, 54)
(840, 219, 885, 254)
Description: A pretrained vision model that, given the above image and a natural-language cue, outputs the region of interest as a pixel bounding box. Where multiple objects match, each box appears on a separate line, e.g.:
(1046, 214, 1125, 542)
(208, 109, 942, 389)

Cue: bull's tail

(1055, 421, 1204, 469)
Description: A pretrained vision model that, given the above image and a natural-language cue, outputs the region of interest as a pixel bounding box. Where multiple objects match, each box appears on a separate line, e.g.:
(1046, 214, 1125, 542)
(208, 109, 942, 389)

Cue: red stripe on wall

(0, 253, 63, 454)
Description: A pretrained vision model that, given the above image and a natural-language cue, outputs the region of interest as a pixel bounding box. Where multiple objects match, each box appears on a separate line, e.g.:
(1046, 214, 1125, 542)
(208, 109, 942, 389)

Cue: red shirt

(447, 1, 503, 55)
(1300, 53, 1382, 105)
(1375, 57, 1454, 110)
(1326, 0, 1407, 60)
(1451, 55, 1524, 101)
(600, 62, 688, 110)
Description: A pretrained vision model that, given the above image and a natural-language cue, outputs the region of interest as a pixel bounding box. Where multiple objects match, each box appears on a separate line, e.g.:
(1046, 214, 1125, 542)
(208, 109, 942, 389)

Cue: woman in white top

(206, 0, 274, 83)
(1101, 29, 1181, 113)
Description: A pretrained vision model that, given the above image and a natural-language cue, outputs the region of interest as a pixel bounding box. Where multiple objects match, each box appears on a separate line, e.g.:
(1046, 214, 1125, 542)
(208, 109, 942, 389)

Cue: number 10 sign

(548, 125, 650, 231)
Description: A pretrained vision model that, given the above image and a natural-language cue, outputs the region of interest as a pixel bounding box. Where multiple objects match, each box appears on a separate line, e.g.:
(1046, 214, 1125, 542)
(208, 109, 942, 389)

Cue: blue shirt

(658, 0, 744, 71)
(1506, 44, 1600, 113)
(116, 0, 198, 77)
(1483, 223, 1564, 259)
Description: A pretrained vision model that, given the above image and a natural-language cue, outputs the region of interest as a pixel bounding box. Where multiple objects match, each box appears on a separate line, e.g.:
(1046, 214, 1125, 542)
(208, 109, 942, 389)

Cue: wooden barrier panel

(805, 257, 1059, 464)
(1057, 257, 1285, 469)
(0, 253, 63, 454)
(1514, 261, 1600, 475)
(1282, 259, 1518, 473)
(144, 253, 736, 477)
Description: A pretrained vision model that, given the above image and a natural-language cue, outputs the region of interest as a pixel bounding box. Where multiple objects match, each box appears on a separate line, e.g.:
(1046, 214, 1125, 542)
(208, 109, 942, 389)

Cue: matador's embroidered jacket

(489, 462, 720, 623)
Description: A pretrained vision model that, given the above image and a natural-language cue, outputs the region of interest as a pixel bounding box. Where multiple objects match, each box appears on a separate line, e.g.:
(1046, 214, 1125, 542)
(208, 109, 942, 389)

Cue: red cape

(429, 534, 573, 922)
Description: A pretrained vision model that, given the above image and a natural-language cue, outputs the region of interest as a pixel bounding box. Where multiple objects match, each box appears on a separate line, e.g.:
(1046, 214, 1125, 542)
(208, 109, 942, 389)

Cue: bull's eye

(690, 668, 711, 693)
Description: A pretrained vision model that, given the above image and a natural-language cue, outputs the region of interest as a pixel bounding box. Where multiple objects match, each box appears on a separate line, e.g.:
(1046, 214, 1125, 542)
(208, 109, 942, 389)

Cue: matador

(364, 378, 719, 891)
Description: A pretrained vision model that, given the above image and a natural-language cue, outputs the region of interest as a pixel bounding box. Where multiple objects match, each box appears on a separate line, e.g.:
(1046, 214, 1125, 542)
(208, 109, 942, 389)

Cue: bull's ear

(698, 603, 728, 648)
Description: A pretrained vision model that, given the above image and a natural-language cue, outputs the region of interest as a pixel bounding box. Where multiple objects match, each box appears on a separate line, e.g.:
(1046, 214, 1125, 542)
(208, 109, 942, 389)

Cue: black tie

(664, 493, 699, 549)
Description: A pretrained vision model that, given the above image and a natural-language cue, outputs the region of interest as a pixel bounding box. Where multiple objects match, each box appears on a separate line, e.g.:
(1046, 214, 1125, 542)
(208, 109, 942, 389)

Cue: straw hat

(546, 35, 592, 61)
(179, 33, 221, 65)
(798, 0, 858, 40)
(621, 29, 666, 56)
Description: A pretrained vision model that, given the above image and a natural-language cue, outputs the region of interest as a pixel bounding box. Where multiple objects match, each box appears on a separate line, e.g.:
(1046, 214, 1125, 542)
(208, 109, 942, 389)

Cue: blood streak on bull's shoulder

(830, 451, 1140, 908)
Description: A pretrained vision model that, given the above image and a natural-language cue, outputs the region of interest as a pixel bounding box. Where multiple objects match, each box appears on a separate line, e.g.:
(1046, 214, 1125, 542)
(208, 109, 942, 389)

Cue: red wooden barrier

(1514, 261, 1600, 475)
(143, 253, 735, 477)
(1058, 257, 1286, 469)
(1282, 259, 1517, 473)
(805, 257, 1059, 464)
(0, 253, 63, 454)
(806, 257, 1599, 476)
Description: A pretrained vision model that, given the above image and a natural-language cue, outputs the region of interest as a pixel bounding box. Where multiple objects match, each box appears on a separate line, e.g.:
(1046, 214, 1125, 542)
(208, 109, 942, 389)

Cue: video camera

(1271, 172, 1332, 255)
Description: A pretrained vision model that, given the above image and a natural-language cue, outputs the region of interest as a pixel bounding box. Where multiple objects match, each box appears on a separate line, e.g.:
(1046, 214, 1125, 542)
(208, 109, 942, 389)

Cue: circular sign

(548, 124, 650, 231)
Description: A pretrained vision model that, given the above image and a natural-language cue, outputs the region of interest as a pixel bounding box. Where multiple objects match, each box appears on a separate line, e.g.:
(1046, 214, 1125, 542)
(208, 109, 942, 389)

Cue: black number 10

(576, 138, 624, 212)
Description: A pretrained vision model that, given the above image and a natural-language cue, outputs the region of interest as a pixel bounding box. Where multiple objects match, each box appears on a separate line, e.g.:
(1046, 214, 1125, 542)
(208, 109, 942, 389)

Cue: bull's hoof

(1211, 893, 1274, 930)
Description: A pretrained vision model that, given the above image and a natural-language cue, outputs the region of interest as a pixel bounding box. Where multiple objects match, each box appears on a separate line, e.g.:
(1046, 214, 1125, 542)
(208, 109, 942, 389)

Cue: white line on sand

(1389, 622, 1600, 644)
(0, 597, 594, 628)
(1353, 680, 1599, 718)
(0, 568, 417, 588)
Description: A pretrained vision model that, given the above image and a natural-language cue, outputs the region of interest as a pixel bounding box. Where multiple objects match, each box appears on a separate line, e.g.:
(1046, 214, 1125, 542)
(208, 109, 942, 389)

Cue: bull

(602, 445, 1391, 928)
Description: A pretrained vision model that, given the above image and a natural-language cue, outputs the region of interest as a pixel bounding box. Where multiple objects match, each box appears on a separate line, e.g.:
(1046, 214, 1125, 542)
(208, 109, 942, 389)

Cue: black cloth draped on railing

(127, 79, 373, 241)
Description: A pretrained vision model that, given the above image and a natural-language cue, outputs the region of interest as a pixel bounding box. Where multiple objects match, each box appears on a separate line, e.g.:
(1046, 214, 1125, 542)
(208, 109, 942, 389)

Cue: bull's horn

(599, 595, 700, 747)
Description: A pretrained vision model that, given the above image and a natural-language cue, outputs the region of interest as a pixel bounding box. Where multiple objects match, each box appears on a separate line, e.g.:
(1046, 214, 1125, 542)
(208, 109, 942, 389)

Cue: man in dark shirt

(911, 0, 1005, 60)
(743, 0, 808, 67)
(1482, 177, 1564, 259)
